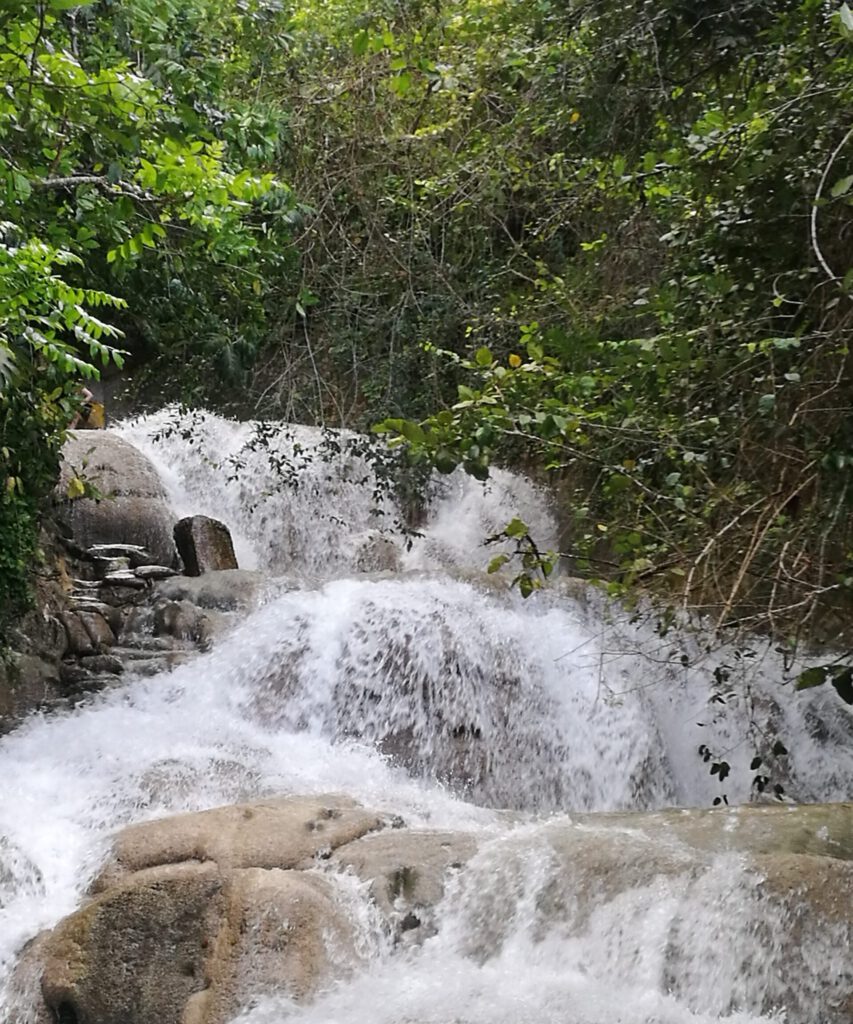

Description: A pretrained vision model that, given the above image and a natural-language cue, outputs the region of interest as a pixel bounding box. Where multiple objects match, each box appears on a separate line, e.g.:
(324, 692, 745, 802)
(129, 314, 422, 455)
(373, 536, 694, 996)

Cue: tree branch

(810, 124, 853, 284)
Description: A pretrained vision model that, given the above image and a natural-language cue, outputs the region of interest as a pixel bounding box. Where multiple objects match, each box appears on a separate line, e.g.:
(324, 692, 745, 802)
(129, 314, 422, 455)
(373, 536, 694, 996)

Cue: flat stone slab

(134, 564, 178, 580)
(87, 543, 151, 564)
(71, 579, 101, 591)
(94, 556, 131, 576)
(101, 571, 147, 589)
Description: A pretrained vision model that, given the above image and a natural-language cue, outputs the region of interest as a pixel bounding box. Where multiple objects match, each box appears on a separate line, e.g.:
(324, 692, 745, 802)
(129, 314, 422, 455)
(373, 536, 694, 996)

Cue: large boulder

(58, 432, 177, 567)
(173, 516, 238, 576)
(42, 863, 225, 1024)
(40, 863, 355, 1024)
(36, 797, 387, 1024)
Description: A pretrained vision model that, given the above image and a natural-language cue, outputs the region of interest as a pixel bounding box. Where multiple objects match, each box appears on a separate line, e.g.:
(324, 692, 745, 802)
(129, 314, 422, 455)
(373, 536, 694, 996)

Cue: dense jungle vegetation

(2, 1, 853, 674)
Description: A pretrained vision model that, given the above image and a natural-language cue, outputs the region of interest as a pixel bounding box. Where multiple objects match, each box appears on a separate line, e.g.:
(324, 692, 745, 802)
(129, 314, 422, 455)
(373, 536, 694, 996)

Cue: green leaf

(353, 30, 369, 56)
(831, 174, 853, 199)
(13, 173, 31, 200)
(795, 666, 829, 690)
(390, 72, 413, 97)
(434, 448, 458, 474)
(474, 346, 492, 367)
(399, 420, 426, 444)
(505, 517, 528, 538)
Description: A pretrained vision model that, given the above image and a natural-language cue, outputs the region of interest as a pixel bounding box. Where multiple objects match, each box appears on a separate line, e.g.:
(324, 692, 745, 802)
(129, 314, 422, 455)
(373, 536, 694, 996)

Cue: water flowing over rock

(116, 409, 561, 577)
(23, 797, 853, 1024)
(1, 410, 852, 1024)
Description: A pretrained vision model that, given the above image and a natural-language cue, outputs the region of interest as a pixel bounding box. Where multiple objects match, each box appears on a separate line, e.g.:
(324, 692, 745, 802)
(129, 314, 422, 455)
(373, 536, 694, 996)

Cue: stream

(1, 409, 852, 1024)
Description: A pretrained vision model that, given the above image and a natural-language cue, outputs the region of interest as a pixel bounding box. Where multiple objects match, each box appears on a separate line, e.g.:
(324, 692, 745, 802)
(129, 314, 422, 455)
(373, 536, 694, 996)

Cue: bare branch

(810, 124, 853, 284)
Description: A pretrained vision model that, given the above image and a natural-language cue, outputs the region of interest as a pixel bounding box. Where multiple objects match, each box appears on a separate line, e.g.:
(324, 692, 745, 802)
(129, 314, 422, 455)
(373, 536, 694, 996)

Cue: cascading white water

(1, 409, 851, 1024)
(115, 408, 560, 577)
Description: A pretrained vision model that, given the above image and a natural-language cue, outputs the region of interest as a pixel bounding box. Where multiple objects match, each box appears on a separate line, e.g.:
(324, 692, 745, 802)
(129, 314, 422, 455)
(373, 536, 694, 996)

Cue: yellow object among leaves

(66, 476, 86, 499)
(78, 401, 106, 429)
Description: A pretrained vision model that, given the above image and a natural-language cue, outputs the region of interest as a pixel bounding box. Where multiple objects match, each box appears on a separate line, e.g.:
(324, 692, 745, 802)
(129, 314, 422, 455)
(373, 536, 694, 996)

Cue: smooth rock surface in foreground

(24, 798, 853, 1024)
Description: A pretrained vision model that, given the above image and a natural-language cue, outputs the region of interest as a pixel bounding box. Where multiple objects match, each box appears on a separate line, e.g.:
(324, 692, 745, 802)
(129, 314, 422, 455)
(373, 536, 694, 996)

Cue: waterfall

(115, 408, 561, 577)
(1, 409, 851, 1024)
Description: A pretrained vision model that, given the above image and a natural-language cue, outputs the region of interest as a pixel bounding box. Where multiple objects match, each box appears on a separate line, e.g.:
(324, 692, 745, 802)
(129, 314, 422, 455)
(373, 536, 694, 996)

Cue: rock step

(87, 543, 151, 563)
(102, 570, 148, 589)
(114, 635, 193, 653)
(135, 564, 178, 581)
(110, 644, 191, 662)
(70, 579, 101, 591)
(123, 655, 189, 677)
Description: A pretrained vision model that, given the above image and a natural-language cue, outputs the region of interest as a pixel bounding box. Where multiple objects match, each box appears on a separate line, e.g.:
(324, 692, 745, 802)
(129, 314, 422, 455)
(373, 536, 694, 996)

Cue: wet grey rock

(78, 654, 124, 676)
(115, 636, 189, 654)
(152, 601, 211, 644)
(70, 579, 100, 592)
(78, 611, 116, 650)
(173, 516, 238, 576)
(354, 533, 401, 573)
(58, 433, 177, 566)
(59, 662, 122, 693)
(121, 605, 154, 636)
(93, 556, 130, 577)
(0, 655, 62, 728)
(0, 836, 44, 909)
(69, 600, 123, 636)
(121, 655, 188, 677)
(332, 829, 477, 944)
(60, 612, 96, 656)
(154, 570, 262, 613)
(98, 584, 150, 608)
